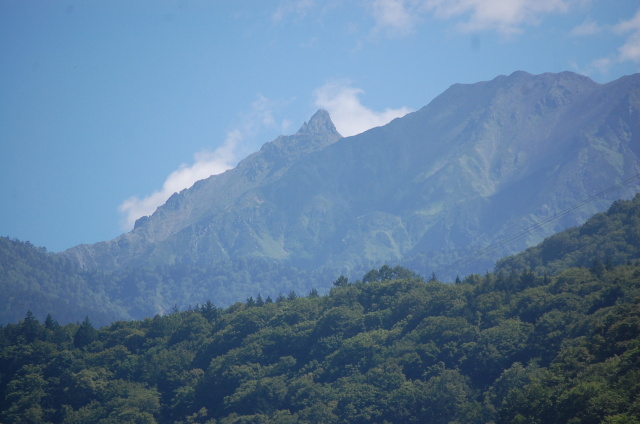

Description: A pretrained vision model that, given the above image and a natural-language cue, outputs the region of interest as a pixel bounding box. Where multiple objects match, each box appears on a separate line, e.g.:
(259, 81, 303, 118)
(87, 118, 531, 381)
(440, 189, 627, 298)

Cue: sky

(1, 0, 639, 253)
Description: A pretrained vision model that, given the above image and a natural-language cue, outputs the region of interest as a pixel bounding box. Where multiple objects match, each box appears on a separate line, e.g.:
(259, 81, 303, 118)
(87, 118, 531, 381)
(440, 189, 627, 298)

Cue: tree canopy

(1, 259, 639, 423)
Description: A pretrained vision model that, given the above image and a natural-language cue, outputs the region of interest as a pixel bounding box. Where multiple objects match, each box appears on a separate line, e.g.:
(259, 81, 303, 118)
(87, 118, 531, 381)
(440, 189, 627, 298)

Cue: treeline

(0, 236, 342, 326)
(3, 194, 640, 327)
(496, 194, 640, 274)
(0, 237, 128, 325)
(1, 260, 639, 423)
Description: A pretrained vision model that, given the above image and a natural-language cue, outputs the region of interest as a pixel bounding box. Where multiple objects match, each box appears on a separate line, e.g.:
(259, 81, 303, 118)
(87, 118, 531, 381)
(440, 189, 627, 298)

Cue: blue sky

(1, 0, 639, 252)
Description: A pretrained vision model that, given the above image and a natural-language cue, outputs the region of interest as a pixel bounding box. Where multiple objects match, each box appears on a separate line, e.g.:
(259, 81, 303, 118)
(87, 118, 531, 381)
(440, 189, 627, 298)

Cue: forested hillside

(497, 193, 640, 274)
(0, 236, 334, 326)
(2, 260, 639, 422)
(0, 237, 128, 325)
(3, 196, 640, 422)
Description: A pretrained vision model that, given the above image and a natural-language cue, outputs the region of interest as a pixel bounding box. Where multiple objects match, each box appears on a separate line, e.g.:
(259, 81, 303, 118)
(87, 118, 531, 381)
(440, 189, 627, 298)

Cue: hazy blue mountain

(64, 72, 640, 278)
(0, 237, 129, 325)
(64, 109, 343, 271)
(23, 70, 632, 321)
(2, 70, 640, 324)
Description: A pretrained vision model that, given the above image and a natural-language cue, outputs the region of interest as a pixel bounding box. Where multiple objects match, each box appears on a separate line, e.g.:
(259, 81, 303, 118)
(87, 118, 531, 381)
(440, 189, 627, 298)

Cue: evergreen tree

(73, 316, 96, 348)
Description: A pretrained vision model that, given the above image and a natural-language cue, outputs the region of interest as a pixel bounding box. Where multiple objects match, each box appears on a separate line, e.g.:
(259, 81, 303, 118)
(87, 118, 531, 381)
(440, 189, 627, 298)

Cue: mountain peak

(297, 109, 341, 137)
(62, 72, 640, 293)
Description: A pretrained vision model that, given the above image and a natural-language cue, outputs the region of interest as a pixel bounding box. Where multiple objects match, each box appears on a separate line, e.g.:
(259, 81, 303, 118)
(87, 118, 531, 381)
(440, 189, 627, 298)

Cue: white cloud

(619, 33, 640, 62)
(588, 57, 613, 74)
(117, 133, 240, 231)
(274, 0, 579, 39)
(614, 8, 640, 34)
(569, 18, 602, 37)
(313, 81, 412, 137)
(577, 8, 640, 76)
(421, 0, 572, 35)
(365, 0, 575, 36)
(615, 9, 640, 62)
(118, 95, 280, 231)
(273, 0, 315, 23)
(369, 0, 421, 36)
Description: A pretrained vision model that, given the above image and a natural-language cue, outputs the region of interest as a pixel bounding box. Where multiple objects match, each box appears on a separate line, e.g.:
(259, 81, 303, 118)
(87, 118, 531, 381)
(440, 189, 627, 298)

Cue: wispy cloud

(569, 18, 602, 37)
(421, 0, 572, 35)
(118, 95, 281, 231)
(614, 9, 640, 63)
(585, 57, 613, 75)
(574, 8, 640, 76)
(272, 0, 315, 23)
(368, 0, 421, 36)
(313, 81, 412, 137)
(364, 0, 574, 36)
(272, 0, 575, 38)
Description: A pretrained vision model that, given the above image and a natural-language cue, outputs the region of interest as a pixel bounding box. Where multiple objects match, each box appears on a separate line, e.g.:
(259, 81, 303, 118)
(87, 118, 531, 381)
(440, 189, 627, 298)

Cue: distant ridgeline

(496, 193, 640, 274)
(60, 71, 640, 320)
(2, 71, 640, 325)
(1, 196, 640, 422)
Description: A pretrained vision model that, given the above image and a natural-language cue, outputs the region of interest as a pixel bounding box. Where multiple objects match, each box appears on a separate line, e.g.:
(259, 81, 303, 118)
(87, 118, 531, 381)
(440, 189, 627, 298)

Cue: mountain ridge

(62, 70, 640, 291)
(3, 68, 640, 324)
(65, 109, 342, 270)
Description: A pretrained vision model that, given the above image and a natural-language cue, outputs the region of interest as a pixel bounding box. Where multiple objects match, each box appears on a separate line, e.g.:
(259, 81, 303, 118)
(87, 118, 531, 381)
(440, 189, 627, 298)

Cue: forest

(0, 236, 338, 326)
(1, 264, 640, 423)
(1, 196, 640, 423)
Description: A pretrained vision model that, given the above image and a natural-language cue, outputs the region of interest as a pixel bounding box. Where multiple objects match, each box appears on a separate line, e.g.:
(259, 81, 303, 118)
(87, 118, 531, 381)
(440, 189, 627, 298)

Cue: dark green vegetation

(0, 237, 128, 325)
(497, 194, 640, 275)
(0, 236, 335, 325)
(2, 195, 640, 423)
(1, 266, 639, 423)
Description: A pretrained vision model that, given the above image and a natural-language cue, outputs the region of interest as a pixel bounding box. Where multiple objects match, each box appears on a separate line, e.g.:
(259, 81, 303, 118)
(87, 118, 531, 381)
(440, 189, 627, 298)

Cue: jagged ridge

(62, 71, 640, 299)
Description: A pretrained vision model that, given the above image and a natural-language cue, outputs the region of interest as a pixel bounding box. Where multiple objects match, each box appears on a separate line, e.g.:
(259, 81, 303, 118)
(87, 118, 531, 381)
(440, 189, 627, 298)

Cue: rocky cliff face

(63, 71, 640, 279)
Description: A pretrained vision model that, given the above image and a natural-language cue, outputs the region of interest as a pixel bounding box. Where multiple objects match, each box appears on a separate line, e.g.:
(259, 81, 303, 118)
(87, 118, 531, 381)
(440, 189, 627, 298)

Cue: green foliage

(0, 237, 127, 326)
(1, 259, 640, 423)
(73, 317, 97, 349)
(2, 196, 640, 422)
(497, 194, 640, 275)
(0, 238, 339, 326)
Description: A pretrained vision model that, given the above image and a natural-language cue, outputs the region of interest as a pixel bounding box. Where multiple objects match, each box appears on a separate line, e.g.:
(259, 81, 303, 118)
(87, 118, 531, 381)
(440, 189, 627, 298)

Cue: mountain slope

(0, 237, 128, 324)
(496, 193, 640, 274)
(64, 71, 640, 279)
(65, 109, 342, 270)
(3, 163, 640, 330)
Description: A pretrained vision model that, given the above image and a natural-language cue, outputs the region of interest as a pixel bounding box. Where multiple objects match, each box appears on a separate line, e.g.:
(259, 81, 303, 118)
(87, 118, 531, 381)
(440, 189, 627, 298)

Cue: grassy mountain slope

(64, 71, 640, 281)
(2, 196, 640, 423)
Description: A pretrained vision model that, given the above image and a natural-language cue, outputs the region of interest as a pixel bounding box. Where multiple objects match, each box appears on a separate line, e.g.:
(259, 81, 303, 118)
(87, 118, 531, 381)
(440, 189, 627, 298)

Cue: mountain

(0, 237, 129, 325)
(3, 71, 639, 324)
(64, 109, 342, 271)
(63, 71, 640, 279)
(496, 193, 640, 274)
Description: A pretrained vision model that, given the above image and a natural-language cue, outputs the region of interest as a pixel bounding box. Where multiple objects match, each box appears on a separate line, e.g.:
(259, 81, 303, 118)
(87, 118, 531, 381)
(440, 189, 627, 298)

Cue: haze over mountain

(62, 71, 640, 282)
